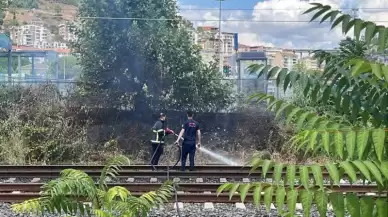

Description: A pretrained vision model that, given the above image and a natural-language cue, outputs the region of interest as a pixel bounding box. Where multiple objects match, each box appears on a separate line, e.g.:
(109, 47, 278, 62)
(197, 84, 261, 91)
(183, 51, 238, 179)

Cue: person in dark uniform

(175, 111, 201, 171)
(150, 113, 174, 167)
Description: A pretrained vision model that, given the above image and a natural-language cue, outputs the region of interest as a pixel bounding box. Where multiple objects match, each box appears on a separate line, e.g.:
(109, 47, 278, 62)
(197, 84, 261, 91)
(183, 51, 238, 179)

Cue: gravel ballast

(0, 202, 336, 217)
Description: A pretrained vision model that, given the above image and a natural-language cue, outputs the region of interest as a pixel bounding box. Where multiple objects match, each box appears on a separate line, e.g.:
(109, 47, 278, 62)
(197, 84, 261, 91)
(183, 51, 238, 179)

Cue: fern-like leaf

(315, 190, 328, 217)
(346, 193, 360, 217)
(376, 198, 388, 217)
(263, 185, 273, 212)
(299, 166, 310, 189)
(325, 163, 340, 185)
(357, 130, 370, 159)
(371, 128, 385, 162)
(286, 165, 296, 188)
(273, 163, 283, 185)
(300, 190, 313, 217)
(311, 164, 324, 189)
(363, 161, 383, 185)
(286, 189, 298, 216)
(340, 161, 357, 183)
(239, 183, 251, 203)
(352, 160, 372, 182)
(99, 155, 130, 190)
(334, 131, 344, 159)
(346, 131, 356, 159)
(275, 186, 286, 215)
(253, 183, 263, 207)
(329, 192, 345, 217)
(360, 196, 374, 217)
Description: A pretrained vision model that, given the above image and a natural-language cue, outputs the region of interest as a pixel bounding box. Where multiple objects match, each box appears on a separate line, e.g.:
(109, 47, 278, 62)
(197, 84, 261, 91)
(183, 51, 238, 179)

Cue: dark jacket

(151, 120, 173, 144)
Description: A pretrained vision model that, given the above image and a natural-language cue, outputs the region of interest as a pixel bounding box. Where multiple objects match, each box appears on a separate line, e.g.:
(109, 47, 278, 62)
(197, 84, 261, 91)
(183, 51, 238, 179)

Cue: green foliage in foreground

(218, 3, 388, 217)
(218, 181, 381, 217)
(12, 155, 173, 216)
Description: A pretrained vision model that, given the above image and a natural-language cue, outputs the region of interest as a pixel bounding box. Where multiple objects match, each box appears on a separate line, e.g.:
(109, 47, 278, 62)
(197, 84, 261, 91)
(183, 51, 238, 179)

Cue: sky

(177, 0, 388, 49)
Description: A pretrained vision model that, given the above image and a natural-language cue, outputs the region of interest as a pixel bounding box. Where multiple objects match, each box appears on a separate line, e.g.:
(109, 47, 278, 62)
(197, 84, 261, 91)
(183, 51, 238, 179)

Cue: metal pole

(237, 58, 241, 93)
(31, 55, 35, 77)
(17, 54, 20, 84)
(218, 0, 223, 76)
(56, 54, 59, 79)
(7, 50, 12, 83)
(63, 57, 66, 79)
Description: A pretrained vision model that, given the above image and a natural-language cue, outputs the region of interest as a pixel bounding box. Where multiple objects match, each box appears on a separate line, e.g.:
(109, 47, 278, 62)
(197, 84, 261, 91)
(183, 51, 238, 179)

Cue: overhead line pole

(216, 0, 225, 76)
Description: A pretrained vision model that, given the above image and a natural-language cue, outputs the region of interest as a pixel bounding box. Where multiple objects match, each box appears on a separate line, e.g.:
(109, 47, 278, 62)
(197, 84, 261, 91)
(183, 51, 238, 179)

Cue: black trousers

(180, 143, 196, 171)
(150, 142, 164, 166)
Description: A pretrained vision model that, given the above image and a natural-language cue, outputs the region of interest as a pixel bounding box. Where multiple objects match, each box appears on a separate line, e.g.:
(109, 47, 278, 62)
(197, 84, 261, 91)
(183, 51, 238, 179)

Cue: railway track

(0, 182, 384, 202)
(0, 183, 382, 193)
(0, 165, 252, 178)
(0, 165, 347, 178)
(2, 192, 387, 203)
(0, 165, 383, 204)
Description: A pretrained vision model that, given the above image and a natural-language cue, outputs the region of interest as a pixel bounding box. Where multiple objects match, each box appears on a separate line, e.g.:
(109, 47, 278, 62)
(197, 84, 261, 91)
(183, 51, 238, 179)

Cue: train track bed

(0, 176, 374, 187)
(0, 202, 338, 217)
(0, 165, 375, 185)
(0, 182, 382, 194)
(0, 177, 265, 184)
(0, 165, 380, 216)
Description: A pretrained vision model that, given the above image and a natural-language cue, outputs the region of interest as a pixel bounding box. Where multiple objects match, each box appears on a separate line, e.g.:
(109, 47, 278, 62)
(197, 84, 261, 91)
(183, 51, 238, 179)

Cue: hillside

(4, 0, 78, 27)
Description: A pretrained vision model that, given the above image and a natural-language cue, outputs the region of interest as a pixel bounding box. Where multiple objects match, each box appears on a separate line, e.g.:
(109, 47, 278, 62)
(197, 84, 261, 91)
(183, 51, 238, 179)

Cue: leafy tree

(0, 57, 30, 74)
(0, 0, 8, 27)
(48, 55, 81, 79)
(71, 0, 233, 112)
(10, 0, 38, 9)
(218, 3, 388, 217)
(12, 155, 173, 216)
(54, 4, 62, 16)
(58, 0, 79, 6)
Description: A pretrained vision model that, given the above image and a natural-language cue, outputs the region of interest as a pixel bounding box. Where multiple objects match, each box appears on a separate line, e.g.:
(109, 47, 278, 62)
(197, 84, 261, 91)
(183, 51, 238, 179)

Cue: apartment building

(301, 56, 320, 70)
(196, 26, 236, 64)
(238, 45, 284, 68)
(10, 24, 51, 46)
(58, 23, 77, 42)
(282, 49, 298, 69)
(237, 44, 327, 71)
(191, 31, 198, 45)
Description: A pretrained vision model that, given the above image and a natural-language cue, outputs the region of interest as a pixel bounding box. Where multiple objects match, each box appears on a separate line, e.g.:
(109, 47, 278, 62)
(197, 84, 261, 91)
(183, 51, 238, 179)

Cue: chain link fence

(0, 76, 293, 99)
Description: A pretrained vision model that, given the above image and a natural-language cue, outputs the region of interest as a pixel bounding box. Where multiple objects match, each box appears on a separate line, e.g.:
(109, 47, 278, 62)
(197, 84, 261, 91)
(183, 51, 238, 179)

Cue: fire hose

(149, 133, 183, 171)
(149, 132, 184, 217)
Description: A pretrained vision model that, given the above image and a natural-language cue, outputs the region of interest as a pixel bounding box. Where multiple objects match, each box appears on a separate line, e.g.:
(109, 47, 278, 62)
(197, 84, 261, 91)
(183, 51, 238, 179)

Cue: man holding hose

(175, 111, 201, 171)
(150, 113, 174, 168)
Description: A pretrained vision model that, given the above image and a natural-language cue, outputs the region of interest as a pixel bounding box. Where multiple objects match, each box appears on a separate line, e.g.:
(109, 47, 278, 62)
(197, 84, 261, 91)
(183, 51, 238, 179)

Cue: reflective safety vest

(151, 129, 166, 144)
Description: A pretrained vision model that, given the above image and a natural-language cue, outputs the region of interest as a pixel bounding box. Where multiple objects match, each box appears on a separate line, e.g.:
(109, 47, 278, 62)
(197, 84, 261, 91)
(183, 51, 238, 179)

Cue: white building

(58, 23, 77, 42)
(34, 41, 68, 49)
(10, 24, 52, 46)
(195, 26, 236, 65)
(282, 51, 298, 69)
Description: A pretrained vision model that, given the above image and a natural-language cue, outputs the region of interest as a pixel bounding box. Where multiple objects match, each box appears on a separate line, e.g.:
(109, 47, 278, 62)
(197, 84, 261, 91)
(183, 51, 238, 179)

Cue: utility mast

(351, 8, 359, 18)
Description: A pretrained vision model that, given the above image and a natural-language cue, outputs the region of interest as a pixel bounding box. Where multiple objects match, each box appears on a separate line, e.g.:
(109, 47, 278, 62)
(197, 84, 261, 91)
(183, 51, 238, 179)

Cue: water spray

(197, 147, 239, 166)
(173, 134, 239, 166)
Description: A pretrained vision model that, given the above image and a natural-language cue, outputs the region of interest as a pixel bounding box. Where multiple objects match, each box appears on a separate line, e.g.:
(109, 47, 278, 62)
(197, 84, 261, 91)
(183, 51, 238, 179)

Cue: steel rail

(0, 165, 345, 178)
(0, 170, 260, 178)
(1, 192, 387, 203)
(0, 165, 248, 170)
(0, 183, 383, 193)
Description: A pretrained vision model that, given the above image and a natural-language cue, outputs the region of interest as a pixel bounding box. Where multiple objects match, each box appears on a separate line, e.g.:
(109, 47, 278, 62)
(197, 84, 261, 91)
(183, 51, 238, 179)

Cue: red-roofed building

(12, 45, 71, 56)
